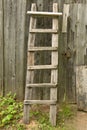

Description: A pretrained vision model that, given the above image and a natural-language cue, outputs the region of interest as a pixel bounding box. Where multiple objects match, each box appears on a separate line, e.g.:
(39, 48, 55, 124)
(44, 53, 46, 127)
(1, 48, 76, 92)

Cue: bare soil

(65, 111, 87, 130)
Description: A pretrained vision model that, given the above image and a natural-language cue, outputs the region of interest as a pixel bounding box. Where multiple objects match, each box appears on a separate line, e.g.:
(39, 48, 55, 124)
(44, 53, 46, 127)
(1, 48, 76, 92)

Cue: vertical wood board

(4, 0, 16, 95)
(4, 0, 26, 99)
(15, 0, 26, 99)
(76, 66, 87, 111)
(50, 3, 58, 126)
(62, 4, 69, 33)
(0, 0, 3, 95)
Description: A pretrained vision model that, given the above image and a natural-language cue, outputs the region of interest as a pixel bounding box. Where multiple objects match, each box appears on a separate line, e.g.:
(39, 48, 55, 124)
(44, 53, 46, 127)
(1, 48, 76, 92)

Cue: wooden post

(0, 0, 3, 96)
(50, 3, 58, 126)
(23, 3, 36, 124)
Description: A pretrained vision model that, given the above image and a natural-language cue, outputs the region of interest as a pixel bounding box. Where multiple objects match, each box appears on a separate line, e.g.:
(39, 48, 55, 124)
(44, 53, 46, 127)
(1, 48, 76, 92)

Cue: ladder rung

(27, 65, 57, 70)
(30, 29, 58, 33)
(26, 83, 57, 88)
(24, 100, 57, 105)
(28, 47, 58, 52)
(27, 11, 62, 16)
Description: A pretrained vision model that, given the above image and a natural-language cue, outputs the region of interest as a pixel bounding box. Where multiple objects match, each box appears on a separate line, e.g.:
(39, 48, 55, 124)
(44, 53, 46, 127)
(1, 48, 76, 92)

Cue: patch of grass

(57, 102, 74, 127)
(0, 93, 25, 130)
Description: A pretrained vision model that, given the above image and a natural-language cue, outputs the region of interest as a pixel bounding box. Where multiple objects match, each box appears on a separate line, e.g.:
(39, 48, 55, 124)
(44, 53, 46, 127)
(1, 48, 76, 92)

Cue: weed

(0, 94, 74, 130)
(0, 93, 25, 130)
(57, 102, 74, 127)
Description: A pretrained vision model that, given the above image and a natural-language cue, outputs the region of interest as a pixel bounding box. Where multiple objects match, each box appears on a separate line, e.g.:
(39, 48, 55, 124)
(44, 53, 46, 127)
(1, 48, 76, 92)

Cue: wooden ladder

(23, 3, 62, 126)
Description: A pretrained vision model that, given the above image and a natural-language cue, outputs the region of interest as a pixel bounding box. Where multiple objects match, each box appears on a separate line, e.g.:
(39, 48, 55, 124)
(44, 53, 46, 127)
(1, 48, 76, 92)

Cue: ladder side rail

(50, 3, 58, 126)
(23, 3, 37, 124)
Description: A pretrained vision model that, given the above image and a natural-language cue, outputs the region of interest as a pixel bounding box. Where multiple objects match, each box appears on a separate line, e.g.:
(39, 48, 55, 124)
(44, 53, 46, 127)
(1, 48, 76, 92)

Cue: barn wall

(0, 0, 87, 101)
(69, 3, 87, 110)
(3, 0, 27, 100)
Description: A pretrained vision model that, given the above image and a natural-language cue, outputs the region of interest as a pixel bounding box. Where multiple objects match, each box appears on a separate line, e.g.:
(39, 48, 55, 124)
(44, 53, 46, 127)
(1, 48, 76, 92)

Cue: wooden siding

(0, 0, 87, 101)
(3, 0, 27, 99)
(0, 0, 3, 96)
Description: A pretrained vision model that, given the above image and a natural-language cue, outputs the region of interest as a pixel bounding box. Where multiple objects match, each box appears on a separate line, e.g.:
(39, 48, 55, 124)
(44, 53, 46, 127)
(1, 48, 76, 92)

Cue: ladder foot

(23, 105, 30, 124)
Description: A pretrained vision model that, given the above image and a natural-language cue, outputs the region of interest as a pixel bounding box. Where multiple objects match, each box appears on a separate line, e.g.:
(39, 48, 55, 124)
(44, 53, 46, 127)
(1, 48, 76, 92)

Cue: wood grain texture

(28, 47, 58, 51)
(27, 11, 62, 16)
(26, 83, 57, 88)
(15, 0, 26, 99)
(0, 0, 3, 96)
(50, 3, 58, 126)
(62, 4, 69, 32)
(55, 0, 68, 103)
(28, 65, 57, 70)
(24, 100, 57, 105)
(4, 0, 16, 96)
(4, 0, 26, 99)
(59, 3, 77, 103)
(24, 3, 36, 124)
(30, 29, 58, 33)
(76, 66, 87, 111)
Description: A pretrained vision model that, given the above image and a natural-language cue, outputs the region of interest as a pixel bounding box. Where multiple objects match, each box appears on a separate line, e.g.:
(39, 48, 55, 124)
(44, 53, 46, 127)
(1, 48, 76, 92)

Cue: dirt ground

(65, 111, 87, 130)
(76, 111, 87, 130)
(25, 105, 87, 130)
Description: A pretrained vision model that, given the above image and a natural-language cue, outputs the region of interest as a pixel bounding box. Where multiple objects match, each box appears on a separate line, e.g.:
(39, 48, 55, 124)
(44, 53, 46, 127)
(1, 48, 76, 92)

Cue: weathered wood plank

(24, 100, 57, 105)
(28, 47, 58, 51)
(4, 0, 26, 99)
(60, 4, 76, 103)
(0, 0, 3, 96)
(69, 4, 78, 32)
(75, 4, 87, 110)
(15, 0, 27, 99)
(27, 11, 62, 16)
(30, 29, 58, 33)
(62, 4, 69, 33)
(4, 0, 16, 96)
(76, 4, 85, 65)
(66, 4, 77, 103)
(50, 3, 58, 126)
(26, 83, 57, 88)
(76, 66, 87, 111)
(28, 65, 57, 70)
(55, 0, 68, 102)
